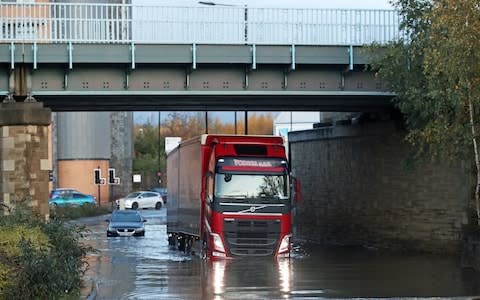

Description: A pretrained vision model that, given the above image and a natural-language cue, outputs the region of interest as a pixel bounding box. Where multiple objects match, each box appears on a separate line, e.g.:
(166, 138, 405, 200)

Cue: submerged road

(79, 209, 480, 299)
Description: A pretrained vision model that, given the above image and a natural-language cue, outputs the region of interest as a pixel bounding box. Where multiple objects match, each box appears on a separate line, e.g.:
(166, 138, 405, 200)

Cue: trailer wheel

(186, 236, 193, 253)
(200, 238, 208, 259)
(177, 234, 186, 252)
(168, 234, 176, 246)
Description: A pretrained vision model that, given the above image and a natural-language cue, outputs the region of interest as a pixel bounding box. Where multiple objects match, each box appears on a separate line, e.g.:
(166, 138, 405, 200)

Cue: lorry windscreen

(214, 173, 289, 203)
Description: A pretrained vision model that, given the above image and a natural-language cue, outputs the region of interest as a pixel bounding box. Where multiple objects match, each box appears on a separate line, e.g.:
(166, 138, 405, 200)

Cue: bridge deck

(0, 3, 399, 112)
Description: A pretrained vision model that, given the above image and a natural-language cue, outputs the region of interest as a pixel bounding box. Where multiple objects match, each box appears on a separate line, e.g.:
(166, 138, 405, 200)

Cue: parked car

(115, 191, 164, 210)
(151, 187, 167, 203)
(48, 191, 96, 207)
(49, 188, 81, 200)
(106, 210, 146, 237)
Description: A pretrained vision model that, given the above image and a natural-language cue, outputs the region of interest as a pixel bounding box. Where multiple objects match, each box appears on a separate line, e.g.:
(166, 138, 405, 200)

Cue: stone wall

(0, 103, 51, 219)
(110, 112, 133, 199)
(289, 121, 473, 254)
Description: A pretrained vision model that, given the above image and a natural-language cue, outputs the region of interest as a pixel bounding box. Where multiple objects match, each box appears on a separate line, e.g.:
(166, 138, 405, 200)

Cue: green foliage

(368, 0, 480, 224)
(50, 203, 111, 221)
(0, 264, 12, 297)
(134, 122, 164, 175)
(0, 225, 50, 297)
(0, 205, 94, 299)
(0, 225, 50, 257)
(368, 0, 480, 163)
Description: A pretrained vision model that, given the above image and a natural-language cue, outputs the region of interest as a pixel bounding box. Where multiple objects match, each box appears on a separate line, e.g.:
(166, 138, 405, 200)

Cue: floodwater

(80, 210, 480, 299)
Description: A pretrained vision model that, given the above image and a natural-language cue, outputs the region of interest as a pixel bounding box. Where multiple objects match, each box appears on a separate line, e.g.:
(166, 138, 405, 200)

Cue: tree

(425, 0, 480, 225)
(134, 112, 275, 189)
(133, 123, 161, 174)
(369, 0, 480, 225)
(247, 113, 274, 135)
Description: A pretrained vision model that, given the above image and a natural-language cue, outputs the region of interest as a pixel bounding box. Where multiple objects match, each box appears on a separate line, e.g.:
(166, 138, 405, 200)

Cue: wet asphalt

(78, 209, 480, 300)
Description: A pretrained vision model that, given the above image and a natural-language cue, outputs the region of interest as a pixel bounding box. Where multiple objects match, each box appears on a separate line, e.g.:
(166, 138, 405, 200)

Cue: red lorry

(167, 134, 300, 258)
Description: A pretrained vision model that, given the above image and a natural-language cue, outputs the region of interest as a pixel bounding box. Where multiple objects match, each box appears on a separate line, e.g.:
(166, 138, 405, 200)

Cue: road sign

(133, 174, 141, 183)
(94, 168, 106, 185)
(108, 168, 120, 185)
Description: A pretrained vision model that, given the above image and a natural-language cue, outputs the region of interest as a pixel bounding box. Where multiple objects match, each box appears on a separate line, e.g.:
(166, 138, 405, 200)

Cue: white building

(273, 111, 354, 149)
(273, 112, 324, 141)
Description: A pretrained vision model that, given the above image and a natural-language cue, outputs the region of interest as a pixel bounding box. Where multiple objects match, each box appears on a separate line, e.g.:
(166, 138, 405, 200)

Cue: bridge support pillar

(0, 102, 51, 219)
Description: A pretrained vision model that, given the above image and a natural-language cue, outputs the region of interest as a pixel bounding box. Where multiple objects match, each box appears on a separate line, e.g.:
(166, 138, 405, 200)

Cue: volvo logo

(236, 204, 269, 214)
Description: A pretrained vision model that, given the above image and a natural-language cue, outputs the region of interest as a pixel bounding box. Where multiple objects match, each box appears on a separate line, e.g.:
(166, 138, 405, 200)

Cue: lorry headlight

(212, 251, 226, 257)
(278, 234, 291, 254)
(211, 233, 225, 253)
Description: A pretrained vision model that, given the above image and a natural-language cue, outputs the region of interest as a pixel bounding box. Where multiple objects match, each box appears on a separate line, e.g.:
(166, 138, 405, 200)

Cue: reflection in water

(212, 260, 226, 297)
(80, 210, 480, 299)
(201, 258, 293, 299)
(277, 259, 291, 296)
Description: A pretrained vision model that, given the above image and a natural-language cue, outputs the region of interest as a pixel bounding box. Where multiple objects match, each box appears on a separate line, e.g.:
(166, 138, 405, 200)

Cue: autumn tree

(161, 112, 204, 139)
(134, 112, 275, 189)
(370, 0, 480, 224)
(207, 112, 274, 135)
(246, 112, 274, 135)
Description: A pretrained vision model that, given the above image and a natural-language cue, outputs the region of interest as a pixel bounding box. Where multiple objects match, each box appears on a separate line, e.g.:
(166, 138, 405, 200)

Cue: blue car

(48, 191, 96, 207)
(49, 188, 81, 199)
(106, 210, 146, 237)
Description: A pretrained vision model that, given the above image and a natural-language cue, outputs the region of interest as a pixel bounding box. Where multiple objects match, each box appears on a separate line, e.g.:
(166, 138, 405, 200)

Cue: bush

(0, 204, 95, 299)
(50, 204, 111, 221)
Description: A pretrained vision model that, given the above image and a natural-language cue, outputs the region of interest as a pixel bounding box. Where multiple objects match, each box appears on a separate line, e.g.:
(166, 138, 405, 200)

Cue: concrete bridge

(0, 2, 399, 111)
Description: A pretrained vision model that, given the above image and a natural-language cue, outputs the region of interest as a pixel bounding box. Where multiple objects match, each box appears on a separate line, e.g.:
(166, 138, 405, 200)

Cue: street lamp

(198, 1, 234, 6)
(198, 1, 248, 43)
(158, 111, 161, 183)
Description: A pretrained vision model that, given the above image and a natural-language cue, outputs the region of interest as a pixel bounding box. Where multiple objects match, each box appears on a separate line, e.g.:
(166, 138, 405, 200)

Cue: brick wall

(289, 121, 473, 254)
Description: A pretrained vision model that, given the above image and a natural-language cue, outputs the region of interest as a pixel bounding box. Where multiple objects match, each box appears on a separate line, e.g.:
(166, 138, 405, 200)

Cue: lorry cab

(202, 136, 292, 258)
(167, 134, 295, 259)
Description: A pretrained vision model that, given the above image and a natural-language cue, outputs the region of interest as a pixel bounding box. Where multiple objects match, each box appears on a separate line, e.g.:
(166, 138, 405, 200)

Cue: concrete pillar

(0, 102, 52, 219)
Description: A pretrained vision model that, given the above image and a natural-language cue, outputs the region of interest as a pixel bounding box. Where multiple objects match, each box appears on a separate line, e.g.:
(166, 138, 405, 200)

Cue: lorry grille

(223, 219, 281, 257)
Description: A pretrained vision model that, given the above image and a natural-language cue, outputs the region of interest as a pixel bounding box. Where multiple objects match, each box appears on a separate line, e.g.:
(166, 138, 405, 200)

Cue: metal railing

(0, 2, 400, 45)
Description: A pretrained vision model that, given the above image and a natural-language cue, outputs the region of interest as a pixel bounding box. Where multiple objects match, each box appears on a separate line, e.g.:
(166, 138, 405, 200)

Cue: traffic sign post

(94, 167, 106, 204)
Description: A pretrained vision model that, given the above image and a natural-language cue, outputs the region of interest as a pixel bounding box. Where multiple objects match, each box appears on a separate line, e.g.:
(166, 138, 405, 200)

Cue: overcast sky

(136, 0, 394, 10)
(211, 0, 393, 9)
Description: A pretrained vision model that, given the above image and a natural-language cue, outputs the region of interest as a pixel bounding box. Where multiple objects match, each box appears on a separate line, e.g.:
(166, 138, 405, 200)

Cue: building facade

(52, 111, 133, 205)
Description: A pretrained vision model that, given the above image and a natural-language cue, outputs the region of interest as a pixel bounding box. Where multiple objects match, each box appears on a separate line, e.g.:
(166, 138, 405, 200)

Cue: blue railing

(0, 3, 400, 45)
